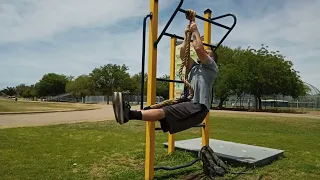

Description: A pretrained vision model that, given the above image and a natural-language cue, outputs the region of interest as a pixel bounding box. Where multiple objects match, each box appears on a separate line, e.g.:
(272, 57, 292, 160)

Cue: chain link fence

(84, 95, 165, 105)
(213, 94, 320, 110)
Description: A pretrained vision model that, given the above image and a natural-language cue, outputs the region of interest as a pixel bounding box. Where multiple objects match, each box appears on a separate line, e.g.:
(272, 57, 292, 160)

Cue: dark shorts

(159, 101, 209, 134)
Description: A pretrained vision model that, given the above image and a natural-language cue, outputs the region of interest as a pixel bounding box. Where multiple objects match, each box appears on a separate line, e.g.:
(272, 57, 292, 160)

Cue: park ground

(0, 98, 99, 114)
(0, 100, 320, 179)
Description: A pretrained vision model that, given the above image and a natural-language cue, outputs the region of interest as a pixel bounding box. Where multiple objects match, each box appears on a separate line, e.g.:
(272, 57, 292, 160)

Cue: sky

(0, 0, 319, 91)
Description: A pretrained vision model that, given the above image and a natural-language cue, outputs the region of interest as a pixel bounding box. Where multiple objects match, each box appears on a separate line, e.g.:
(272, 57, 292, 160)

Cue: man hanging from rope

(112, 18, 218, 134)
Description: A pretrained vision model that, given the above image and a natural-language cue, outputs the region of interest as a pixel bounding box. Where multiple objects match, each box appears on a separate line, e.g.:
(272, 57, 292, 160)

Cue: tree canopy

(34, 73, 69, 97)
(89, 64, 131, 96)
(214, 44, 307, 109)
(66, 75, 94, 99)
(1, 86, 16, 96)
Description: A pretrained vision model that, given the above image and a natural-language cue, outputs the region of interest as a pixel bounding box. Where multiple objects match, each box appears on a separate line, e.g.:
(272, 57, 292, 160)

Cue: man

(112, 21, 218, 134)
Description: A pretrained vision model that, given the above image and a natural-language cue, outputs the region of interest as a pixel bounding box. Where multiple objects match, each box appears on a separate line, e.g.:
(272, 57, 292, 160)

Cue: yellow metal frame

(145, 2, 212, 179)
(145, 0, 158, 179)
(167, 37, 177, 155)
(202, 9, 212, 147)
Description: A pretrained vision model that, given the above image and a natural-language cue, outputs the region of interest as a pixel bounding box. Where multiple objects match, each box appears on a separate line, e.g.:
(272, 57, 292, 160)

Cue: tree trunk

(218, 97, 226, 108)
(258, 96, 262, 110)
(254, 95, 259, 110)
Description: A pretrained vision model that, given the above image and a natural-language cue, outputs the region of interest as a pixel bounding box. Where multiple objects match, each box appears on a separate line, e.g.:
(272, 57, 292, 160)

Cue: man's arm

(190, 22, 211, 64)
(180, 43, 196, 72)
(180, 25, 196, 72)
(179, 37, 186, 61)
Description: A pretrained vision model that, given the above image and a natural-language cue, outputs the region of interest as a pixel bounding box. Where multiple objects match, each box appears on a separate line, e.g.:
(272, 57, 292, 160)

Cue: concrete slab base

(163, 138, 284, 167)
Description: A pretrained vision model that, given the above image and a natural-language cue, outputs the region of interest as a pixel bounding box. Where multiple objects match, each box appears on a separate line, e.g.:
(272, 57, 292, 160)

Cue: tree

(239, 44, 306, 109)
(213, 44, 306, 110)
(90, 64, 131, 96)
(1, 86, 16, 96)
(128, 72, 148, 95)
(66, 75, 95, 100)
(22, 85, 36, 99)
(156, 74, 170, 99)
(35, 73, 69, 97)
(67, 75, 74, 81)
(213, 64, 235, 108)
(15, 84, 29, 97)
(214, 45, 244, 107)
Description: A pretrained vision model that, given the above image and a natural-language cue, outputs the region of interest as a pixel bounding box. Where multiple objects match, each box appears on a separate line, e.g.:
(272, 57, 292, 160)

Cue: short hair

(206, 48, 218, 63)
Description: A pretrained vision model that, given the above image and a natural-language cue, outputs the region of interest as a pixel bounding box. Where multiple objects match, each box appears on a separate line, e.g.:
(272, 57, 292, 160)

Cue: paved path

(1, 105, 319, 129)
(0, 104, 117, 129)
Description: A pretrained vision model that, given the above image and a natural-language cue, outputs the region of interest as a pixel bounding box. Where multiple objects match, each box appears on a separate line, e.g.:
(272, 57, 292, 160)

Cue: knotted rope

(145, 9, 196, 110)
(181, 9, 196, 100)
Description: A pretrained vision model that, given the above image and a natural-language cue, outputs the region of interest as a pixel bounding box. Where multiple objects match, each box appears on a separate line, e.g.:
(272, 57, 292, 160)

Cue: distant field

(0, 99, 97, 113)
(0, 112, 319, 179)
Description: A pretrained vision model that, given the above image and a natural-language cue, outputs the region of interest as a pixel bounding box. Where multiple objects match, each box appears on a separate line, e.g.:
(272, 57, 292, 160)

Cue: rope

(182, 9, 196, 100)
(145, 9, 196, 110)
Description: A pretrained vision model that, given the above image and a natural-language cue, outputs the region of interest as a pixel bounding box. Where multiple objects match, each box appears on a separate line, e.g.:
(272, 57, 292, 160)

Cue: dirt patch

(90, 159, 110, 179)
(90, 153, 143, 179)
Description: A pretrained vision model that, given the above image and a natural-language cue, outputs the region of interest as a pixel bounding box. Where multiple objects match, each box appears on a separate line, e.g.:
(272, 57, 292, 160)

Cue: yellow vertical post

(145, 0, 158, 179)
(168, 37, 176, 154)
(202, 9, 212, 147)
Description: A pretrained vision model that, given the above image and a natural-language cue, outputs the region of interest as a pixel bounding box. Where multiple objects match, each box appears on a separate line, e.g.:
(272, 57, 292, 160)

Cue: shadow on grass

(154, 168, 256, 180)
(155, 171, 253, 180)
(154, 169, 205, 180)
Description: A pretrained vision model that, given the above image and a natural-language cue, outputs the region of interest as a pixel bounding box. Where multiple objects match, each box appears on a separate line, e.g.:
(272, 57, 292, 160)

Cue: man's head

(206, 49, 218, 63)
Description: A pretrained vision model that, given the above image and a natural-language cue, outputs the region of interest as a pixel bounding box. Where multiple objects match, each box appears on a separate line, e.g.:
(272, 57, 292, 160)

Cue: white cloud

(0, 0, 174, 43)
(0, 0, 319, 91)
(0, 0, 175, 87)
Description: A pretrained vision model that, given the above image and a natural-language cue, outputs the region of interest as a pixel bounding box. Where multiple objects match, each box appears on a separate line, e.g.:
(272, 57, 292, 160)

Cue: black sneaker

(112, 92, 122, 124)
(112, 92, 131, 125)
(123, 101, 131, 123)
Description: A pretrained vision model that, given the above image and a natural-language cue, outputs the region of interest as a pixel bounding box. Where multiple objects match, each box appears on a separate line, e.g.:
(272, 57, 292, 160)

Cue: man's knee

(141, 108, 166, 121)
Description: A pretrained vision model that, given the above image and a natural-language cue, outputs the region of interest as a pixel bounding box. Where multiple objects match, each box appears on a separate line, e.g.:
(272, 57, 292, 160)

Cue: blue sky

(0, 0, 319, 90)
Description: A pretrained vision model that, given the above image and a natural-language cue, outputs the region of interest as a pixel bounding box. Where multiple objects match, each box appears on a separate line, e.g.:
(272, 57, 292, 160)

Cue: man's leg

(112, 92, 208, 134)
(113, 92, 166, 125)
(129, 108, 166, 121)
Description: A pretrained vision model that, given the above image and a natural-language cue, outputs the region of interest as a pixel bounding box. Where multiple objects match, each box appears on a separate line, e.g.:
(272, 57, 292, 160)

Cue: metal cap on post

(204, 8, 212, 14)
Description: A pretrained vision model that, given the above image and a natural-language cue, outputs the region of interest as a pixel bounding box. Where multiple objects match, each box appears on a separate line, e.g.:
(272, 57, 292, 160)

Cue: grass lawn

(0, 99, 97, 113)
(0, 112, 320, 179)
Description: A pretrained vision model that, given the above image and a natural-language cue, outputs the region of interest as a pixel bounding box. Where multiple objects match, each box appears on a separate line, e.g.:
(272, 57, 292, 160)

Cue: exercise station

(141, 0, 285, 179)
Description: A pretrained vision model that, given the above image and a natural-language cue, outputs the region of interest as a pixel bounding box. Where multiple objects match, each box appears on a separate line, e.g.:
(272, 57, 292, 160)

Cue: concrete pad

(164, 138, 284, 167)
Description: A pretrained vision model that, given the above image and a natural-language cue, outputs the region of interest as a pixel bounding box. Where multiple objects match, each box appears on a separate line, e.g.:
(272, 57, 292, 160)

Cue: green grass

(0, 113, 320, 179)
(0, 99, 97, 113)
(215, 105, 320, 115)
